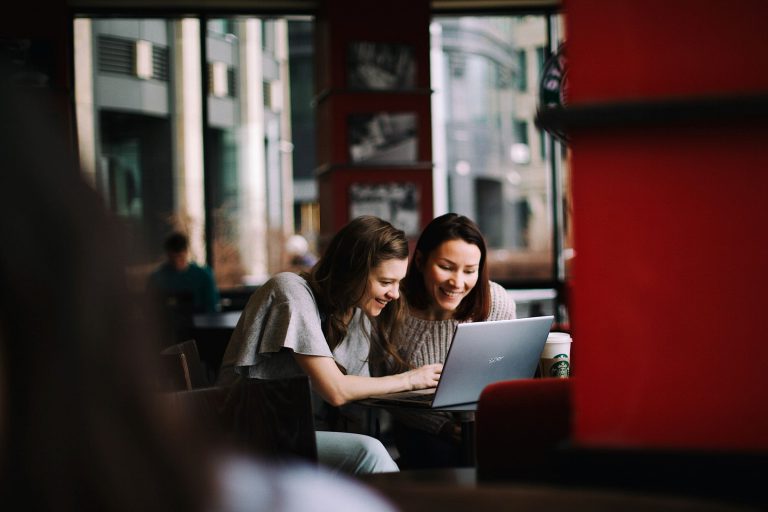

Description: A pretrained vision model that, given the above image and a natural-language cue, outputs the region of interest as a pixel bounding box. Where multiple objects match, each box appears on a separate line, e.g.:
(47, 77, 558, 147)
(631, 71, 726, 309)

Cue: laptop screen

(431, 315, 554, 407)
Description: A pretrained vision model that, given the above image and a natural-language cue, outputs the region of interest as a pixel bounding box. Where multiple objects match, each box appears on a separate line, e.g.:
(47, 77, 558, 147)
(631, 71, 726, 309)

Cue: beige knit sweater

(392, 281, 517, 434)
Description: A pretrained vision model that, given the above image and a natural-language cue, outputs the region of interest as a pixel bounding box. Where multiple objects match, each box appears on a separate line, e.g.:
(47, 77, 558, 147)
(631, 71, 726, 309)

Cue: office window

(74, 16, 316, 292)
(431, 14, 567, 287)
(516, 48, 527, 91)
(511, 120, 530, 165)
(536, 46, 546, 83)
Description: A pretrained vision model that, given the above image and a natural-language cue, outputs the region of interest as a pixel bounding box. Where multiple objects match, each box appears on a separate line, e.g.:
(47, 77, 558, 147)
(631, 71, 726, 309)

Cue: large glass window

(74, 16, 316, 297)
(430, 14, 569, 294)
(74, 10, 570, 321)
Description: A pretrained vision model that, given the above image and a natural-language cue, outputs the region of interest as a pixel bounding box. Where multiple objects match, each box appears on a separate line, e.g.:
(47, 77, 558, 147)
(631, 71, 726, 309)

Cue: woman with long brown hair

(218, 215, 443, 474)
(393, 213, 517, 469)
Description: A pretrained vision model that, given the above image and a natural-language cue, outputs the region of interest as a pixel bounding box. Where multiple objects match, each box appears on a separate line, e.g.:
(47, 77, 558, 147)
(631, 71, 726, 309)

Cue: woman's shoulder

(243, 272, 316, 314)
(402, 310, 457, 333)
(262, 272, 313, 296)
(488, 281, 516, 320)
(269, 271, 309, 286)
(488, 280, 508, 295)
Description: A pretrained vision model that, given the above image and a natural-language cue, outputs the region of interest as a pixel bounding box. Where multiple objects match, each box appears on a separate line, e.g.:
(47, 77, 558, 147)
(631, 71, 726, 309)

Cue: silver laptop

(368, 315, 554, 410)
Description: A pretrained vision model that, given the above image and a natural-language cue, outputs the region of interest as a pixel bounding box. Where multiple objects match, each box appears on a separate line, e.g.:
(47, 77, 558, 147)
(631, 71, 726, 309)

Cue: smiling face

(358, 257, 409, 317)
(418, 239, 482, 320)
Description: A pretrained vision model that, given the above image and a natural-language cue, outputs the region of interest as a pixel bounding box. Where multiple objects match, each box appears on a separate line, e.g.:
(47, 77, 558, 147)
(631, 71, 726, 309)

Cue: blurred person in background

(284, 233, 318, 274)
(147, 231, 221, 314)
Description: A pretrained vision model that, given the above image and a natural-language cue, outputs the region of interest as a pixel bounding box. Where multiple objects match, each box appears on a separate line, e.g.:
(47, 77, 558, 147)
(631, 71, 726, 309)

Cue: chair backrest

(161, 376, 318, 464)
(160, 339, 209, 390)
(160, 351, 193, 391)
(224, 376, 318, 462)
(188, 323, 234, 384)
(476, 378, 571, 480)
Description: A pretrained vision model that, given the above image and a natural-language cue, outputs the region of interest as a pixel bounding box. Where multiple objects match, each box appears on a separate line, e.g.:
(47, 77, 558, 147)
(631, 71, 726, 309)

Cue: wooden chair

(159, 339, 209, 391)
(162, 376, 318, 464)
(159, 351, 192, 391)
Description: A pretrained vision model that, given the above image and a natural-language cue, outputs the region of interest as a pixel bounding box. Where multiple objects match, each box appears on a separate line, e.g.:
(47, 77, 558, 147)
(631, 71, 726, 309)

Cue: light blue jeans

(315, 431, 399, 475)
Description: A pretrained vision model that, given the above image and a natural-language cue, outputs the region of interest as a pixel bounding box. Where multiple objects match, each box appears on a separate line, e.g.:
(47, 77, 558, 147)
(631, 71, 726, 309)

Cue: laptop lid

(430, 315, 554, 407)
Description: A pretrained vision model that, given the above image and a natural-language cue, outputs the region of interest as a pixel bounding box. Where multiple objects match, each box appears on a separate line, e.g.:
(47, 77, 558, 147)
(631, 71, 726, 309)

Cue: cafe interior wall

(565, 0, 768, 451)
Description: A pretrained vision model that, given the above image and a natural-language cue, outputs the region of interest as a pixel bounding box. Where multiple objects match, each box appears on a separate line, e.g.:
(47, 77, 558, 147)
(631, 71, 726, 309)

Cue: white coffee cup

(539, 332, 572, 378)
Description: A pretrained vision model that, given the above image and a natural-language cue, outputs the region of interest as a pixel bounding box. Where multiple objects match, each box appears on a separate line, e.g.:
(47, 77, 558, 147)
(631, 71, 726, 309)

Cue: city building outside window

(74, 16, 317, 296)
(74, 10, 570, 321)
(430, 14, 569, 295)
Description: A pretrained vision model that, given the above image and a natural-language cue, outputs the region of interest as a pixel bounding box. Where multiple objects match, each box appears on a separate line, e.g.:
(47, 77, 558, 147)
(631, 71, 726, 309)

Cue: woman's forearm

(293, 353, 441, 406)
(332, 373, 413, 404)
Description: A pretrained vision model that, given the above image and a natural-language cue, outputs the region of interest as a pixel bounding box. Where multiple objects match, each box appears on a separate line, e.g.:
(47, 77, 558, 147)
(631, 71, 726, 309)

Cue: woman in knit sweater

(392, 213, 516, 468)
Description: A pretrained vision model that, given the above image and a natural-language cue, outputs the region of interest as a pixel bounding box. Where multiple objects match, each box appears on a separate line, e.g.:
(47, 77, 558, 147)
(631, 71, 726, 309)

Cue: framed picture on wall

(348, 112, 418, 164)
(347, 41, 416, 90)
(349, 182, 420, 236)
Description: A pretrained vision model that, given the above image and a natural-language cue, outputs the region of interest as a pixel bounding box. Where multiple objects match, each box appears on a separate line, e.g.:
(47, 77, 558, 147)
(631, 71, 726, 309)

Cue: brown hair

(304, 216, 409, 372)
(403, 213, 491, 322)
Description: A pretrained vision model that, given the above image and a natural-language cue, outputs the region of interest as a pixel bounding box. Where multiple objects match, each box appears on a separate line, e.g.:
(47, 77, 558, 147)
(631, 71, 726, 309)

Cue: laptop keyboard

(373, 389, 436, 403)
(394, 392, 433, 402)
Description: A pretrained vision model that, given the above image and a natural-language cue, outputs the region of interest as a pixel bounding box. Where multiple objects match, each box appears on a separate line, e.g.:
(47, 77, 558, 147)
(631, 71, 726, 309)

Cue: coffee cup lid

(546, 332, 572, 343)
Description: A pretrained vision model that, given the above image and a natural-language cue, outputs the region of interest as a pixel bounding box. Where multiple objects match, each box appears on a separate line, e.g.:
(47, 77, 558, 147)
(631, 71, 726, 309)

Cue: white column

(73, 18, 98, 188)
(430, 21, 448, 217)
(172, 19, 206, 263)
(276, 19, 295, 248)
(237, 19, 269, 284)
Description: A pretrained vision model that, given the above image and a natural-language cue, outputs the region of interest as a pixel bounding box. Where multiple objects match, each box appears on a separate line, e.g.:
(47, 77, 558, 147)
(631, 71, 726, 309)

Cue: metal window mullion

(199, 15, 215, 269)
(545, 12, 565, 325)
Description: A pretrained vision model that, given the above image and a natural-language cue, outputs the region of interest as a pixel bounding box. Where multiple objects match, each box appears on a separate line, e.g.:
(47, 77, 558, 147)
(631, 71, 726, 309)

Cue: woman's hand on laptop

(405, 363, 443, 389)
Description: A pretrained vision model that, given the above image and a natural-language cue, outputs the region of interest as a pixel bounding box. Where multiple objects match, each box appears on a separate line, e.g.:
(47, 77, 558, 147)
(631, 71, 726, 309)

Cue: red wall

(567, 0, 768, 450)
(566, 0, 768, 102)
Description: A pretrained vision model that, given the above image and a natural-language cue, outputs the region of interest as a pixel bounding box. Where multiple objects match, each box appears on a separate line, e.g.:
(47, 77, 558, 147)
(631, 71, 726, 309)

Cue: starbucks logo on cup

(549, 354, 570, 378)
(540, 333, 572, 378)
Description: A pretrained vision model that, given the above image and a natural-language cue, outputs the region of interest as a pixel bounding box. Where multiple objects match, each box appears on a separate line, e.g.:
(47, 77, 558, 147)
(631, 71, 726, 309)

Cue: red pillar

(566, 0, 768, 450)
